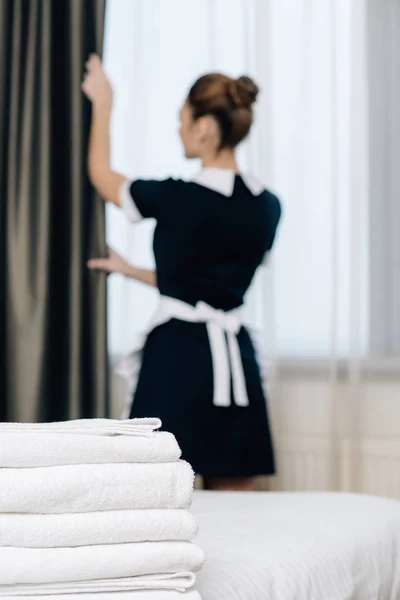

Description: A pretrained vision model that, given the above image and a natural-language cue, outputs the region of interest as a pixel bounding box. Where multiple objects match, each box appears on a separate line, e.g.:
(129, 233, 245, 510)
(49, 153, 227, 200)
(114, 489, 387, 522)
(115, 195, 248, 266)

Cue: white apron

(115, 296, 266, 419)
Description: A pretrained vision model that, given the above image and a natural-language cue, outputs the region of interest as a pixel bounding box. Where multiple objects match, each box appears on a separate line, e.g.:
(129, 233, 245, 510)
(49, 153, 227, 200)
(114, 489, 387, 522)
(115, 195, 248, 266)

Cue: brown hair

(188, 73, 259, 149)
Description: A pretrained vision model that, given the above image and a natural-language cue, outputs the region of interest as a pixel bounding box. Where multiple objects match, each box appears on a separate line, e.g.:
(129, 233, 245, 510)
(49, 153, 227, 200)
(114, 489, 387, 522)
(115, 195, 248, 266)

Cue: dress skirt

(129, 319, 275, 477)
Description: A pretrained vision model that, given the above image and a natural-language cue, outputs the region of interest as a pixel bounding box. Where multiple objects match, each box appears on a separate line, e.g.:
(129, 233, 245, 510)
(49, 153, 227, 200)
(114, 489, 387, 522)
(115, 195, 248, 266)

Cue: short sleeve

(262, 193, 282, 264)
(266, 193, 282, 250)
(119, 178, 172, 222)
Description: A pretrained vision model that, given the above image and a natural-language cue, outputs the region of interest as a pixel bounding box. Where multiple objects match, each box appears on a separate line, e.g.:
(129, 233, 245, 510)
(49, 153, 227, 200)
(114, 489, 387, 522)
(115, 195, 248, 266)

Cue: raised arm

(88, 248, 157, 288)
(82, 54, 125, 206)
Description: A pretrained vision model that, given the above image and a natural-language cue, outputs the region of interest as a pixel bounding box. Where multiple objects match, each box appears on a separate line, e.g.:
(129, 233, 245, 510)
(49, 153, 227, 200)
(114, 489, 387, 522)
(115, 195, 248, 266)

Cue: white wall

(111, 371, 400, 498)
(270, 375, 400, 498)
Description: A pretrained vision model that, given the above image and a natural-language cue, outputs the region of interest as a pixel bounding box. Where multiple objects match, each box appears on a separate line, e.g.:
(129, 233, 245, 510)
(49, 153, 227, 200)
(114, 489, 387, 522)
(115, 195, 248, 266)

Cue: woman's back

(128, 169, 281, 310)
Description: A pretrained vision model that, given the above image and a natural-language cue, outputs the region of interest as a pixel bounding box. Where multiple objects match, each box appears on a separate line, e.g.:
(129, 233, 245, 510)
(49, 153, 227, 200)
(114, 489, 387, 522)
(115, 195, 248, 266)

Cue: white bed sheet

(192, 491, 400, 600)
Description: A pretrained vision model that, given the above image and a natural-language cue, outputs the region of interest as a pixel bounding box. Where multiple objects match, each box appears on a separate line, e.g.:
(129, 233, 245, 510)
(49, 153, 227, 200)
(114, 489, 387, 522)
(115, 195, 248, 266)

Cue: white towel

(0, 542, 205, 585)
(0, 462, 193, 514)
(4, 592, 201, 600)
(0, 418, 160, 437)
(0, 509, 198, 548)
(0, 431, 180, 468)
(0, 573, 195, 595)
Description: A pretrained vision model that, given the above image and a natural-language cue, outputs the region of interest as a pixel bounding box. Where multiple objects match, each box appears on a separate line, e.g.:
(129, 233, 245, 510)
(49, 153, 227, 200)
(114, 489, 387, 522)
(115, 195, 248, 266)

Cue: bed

(192, 491, 400, 600)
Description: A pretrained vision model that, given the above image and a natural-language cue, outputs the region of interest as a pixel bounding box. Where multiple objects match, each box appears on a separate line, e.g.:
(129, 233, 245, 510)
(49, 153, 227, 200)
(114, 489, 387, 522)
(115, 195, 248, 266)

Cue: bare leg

(203, 476, 256, 491)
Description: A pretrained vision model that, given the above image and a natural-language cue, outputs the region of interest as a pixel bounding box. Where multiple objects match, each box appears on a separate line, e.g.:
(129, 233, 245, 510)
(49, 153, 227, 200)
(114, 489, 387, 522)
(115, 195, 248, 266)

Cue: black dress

(121, 169, 281, 477)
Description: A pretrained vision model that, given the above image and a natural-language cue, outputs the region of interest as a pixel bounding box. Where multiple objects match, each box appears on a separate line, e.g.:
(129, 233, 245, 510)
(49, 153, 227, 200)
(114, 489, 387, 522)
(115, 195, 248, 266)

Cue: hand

(88, 247, 130, 276)
(81, 54, 113, 106)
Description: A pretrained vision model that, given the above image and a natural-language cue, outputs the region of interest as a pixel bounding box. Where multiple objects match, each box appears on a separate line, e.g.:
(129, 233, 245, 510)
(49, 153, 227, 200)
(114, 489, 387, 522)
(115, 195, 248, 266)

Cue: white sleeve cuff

(119, 180, 143, 223)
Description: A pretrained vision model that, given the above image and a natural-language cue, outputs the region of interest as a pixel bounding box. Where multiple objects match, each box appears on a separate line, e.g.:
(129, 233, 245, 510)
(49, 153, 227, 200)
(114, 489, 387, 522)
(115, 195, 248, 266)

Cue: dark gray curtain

(0, 0, 108, 421)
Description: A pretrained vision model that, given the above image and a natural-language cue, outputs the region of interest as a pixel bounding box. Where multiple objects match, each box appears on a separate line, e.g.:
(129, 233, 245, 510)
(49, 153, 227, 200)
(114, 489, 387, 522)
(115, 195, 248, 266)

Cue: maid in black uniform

(82, 55, 282, 491)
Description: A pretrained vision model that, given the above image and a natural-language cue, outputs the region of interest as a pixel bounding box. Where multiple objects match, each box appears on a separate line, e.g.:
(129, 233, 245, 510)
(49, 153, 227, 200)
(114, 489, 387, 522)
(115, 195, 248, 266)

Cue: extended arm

(82, 54, 125, 206)
(88, 248, 157, 288)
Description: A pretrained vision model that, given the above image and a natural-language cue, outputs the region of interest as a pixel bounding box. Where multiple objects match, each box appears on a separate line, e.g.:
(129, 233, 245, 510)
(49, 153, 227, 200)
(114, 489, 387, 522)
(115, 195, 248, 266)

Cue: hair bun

(228, 76, 259, 109)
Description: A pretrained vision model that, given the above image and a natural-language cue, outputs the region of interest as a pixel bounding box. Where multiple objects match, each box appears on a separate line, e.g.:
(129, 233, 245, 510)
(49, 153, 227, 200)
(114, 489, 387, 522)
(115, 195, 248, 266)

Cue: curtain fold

(0, 0, 108, 422)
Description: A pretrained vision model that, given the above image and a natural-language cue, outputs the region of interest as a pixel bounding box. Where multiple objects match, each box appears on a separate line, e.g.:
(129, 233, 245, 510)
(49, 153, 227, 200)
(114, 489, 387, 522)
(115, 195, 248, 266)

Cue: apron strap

(152, 297, 249, 408)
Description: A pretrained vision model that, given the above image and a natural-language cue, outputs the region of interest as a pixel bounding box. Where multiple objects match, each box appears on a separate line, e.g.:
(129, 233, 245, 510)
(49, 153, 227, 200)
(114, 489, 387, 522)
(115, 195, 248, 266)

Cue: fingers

(87, 258, 110, 272)
(81, 65, 91, 96)
(81, 79, 89, 95)
(82, 54, 101, 84)
(85, 54, 102, 71)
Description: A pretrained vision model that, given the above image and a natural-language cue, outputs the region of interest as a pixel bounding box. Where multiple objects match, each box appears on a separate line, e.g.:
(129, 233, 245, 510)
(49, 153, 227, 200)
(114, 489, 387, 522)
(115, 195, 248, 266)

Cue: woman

(82, 55, 281, 491)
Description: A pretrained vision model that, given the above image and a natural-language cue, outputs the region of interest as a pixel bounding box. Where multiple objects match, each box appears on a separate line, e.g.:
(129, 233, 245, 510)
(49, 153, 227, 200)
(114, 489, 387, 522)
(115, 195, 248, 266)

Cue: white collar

(191, 168, 264, 197)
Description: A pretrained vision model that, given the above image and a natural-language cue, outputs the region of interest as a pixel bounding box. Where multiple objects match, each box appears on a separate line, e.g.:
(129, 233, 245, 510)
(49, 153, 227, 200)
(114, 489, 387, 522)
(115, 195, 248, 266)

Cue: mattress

(192, 491, 400, 600)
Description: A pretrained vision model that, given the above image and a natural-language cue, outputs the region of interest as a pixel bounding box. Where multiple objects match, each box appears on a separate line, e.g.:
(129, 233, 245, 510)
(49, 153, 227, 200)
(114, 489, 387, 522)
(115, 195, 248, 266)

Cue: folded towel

(0, 431, 180, 468)
(0, 418, 160, 437)
(0, 462, 193, 513)
(0, 573, 195, 595)
(3, 592, 201, 600)
(0, 509, 198, 547)
(0, 542, 205, 585)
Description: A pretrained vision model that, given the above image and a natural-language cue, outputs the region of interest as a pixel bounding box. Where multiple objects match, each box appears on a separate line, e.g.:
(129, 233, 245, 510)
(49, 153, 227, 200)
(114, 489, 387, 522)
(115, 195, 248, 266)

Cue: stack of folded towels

(0, 418, 204, 600)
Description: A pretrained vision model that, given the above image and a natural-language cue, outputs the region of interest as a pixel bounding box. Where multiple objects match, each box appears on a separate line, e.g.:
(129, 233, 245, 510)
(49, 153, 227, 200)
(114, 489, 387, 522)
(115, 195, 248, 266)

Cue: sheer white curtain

(103, 0, 368, 365)
(368, 0, 400, 357)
